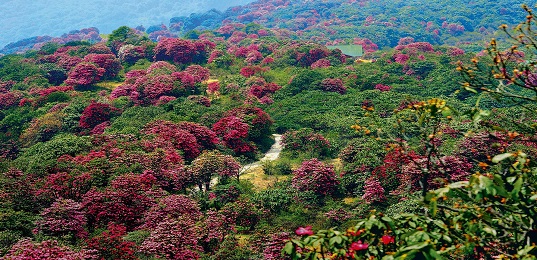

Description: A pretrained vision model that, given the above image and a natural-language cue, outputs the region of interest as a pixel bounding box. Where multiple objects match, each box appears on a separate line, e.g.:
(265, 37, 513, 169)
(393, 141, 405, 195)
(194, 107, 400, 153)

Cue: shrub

(79, 102, 121, 129)
(291, 158, 339, 197)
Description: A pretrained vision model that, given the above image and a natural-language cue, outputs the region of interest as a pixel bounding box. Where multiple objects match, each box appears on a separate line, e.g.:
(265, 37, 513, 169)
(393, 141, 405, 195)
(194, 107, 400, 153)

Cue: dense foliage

(0, 1, 537, 259)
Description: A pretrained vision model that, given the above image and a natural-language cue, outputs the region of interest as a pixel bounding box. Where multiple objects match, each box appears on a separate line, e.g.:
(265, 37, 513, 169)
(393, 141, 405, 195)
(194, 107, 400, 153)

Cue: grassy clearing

(240, 165, 290, 190)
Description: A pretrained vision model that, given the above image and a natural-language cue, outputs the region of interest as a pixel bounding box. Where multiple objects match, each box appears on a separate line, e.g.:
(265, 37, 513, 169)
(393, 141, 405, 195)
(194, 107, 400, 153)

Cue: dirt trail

(240, 134, 282, 174)
(208, 134, 283, 188)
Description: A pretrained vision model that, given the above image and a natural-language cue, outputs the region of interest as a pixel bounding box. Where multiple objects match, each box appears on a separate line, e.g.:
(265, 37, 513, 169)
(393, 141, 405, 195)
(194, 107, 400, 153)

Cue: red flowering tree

(139, 218, 202, 260)
(81, 172, 165, 230)
(153, 38, 215, 64)
(118, 44, 146, 65)
(79, 102, 121, 129)
(291, 158, 339, 197)
(142, 120, 202, 160)
(34, 172, 92, 203)
(65, 62, 105, 87)
(320, 78, 346, 94)
(361, 178, 386, 203)
(240, 65, 268, 77)
(177, 121, 220, 150)
(183, 64, 210, 82)
(212, 116, 254, 154)
(86, 223, 138, 260)
(3, 239, 96, 260)
(0, 91, 23, 110)
(140, 195, 202, 230)
(83, 54, 122, 79)
(247, 77, 281, 101)
(224, 107, 273, 142)
(35, 198, 87, 238)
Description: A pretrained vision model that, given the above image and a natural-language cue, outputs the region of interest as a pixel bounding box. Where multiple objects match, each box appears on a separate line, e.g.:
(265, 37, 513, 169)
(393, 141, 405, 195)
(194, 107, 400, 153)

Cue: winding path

(209, 134, 283, 187)
(240, 134, 283, 174)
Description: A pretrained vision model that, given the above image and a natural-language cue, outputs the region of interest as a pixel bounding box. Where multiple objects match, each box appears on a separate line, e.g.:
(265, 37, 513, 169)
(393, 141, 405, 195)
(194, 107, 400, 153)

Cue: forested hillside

(1, 0, 526, 55)
(0, 1, 536, 259)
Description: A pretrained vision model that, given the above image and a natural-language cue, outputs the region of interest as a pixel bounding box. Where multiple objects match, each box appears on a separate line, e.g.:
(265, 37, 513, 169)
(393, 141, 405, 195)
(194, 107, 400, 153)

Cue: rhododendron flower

(350, 240, 369, 251)
(295, 226, 314, 236)
(381, 235, 395, 244)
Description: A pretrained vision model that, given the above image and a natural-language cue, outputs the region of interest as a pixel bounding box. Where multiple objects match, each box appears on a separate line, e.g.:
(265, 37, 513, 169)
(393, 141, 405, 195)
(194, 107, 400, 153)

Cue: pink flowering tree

(3, 239, 97, 260)
(177, 121, 220, 150)
(35, 198, 87, 239)
(79, 102, 121, 130)
(212, 116, 254, 154)
(140, 195, 202, 230)
(142, 120, 202, 160)
(81, 172, 165, 230)
(83, 54, 122, 79)
(85, 223, 138, 260)
(291, 158, 339, 198)
(320, 78, 346, 94)
(139, 218, 202, 260)
(361, 178, 386, 203)
(64, 62, 105, 87)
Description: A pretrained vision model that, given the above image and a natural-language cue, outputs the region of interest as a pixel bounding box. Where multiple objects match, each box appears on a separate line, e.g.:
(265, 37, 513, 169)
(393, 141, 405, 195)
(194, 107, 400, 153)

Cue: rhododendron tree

(240, 65, 268, 78)
(64, 62, 105, 87)
(79, 102, 121, 129)
(263, 232, 291, 260)
(221, 200, 262, 231)
(117, 44, 146, 65)
(86, 223, 137, 260)
(141, 195, 202, 230)
(35, 198, 87, 239)
(320, 78, 346, 94)
(224, 106, 273, 142)
(212, 116, 254, 154)
(310, 58, 331, 69)
(198, 210, 230, 253)
(82, 172, 165, 230)
(361, 178, 386, 203)
(142, 120, 202, 160)
(82, 54, 122, 79)
(3, 239, 97, 260)
(153, 38, 214, 64)
(177, 121, 220, 150)
(374, 83, 392, 92)
(183, 64, 210, 82)
(140, 218, 202, 260)
(291, 158, 339, 197)
(0, 91, 23, 110)
(35, 172, 92, 202)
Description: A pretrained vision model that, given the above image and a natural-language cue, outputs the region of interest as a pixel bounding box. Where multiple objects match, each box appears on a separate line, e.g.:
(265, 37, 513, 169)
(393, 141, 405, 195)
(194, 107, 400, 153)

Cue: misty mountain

(0, 0, 256, 48)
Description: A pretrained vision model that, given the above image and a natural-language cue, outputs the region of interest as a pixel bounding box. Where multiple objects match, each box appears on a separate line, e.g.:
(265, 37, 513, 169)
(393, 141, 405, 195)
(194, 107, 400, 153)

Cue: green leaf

(482, 227, 497, 236)
(427, 247, 443, 259)
(329, 236, 342, 245)
(401, 242, 429, 251)
(430, 197, 438, 217)
(518, 245, 536, 256)
(464, 86, 478, 93)
(283, 241, 294, 255)
(511, 177, 523, 199)
(492, 153, 513, 163)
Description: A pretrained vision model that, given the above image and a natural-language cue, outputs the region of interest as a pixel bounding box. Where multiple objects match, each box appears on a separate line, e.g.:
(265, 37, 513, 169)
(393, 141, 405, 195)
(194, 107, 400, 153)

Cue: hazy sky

(0, 0, 256, 48)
